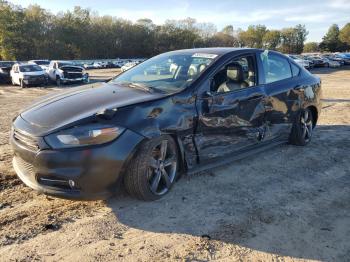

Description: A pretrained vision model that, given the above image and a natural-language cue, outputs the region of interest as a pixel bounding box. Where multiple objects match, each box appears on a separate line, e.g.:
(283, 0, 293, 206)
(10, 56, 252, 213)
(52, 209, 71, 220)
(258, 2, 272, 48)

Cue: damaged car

(10, 48, 322, 200)
(47, 60, 89, 86)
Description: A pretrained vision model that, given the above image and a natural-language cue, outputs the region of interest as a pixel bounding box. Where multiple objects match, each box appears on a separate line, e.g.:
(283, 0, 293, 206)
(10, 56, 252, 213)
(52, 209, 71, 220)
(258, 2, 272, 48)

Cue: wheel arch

(306, 105, 318, 127)
(120, 132, 188, 182)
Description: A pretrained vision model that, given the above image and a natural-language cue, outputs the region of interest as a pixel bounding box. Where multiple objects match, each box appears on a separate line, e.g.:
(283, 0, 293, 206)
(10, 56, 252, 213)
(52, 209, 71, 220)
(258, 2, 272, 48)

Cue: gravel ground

(0, 67, 349, 262)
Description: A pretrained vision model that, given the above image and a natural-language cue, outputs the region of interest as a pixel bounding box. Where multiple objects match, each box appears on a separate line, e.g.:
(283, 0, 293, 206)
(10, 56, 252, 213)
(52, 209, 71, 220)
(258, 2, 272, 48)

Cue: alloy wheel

(300, 109, 313, 142)
(147, 139, 177, 196)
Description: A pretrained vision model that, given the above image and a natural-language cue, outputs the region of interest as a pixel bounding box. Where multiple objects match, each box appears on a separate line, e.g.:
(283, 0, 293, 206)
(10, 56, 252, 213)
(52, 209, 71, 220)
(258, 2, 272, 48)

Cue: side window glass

(212, 55, 257, 93)
(261, 53, 292, 84)
(291, 63, 300, 77)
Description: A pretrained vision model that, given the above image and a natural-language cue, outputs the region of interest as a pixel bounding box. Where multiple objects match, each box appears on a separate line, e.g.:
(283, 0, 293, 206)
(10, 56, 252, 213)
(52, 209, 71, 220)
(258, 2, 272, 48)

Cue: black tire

(56, 76, 61, 86)
(124, 135, 178, 201)
(289, 108, 314, 146)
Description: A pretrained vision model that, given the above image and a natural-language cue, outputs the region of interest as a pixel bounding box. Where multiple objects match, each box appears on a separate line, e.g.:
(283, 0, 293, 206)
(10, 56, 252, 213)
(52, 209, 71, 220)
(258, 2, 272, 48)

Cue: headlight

(23, 75, 30, 79)
(45, 124, 125, 149)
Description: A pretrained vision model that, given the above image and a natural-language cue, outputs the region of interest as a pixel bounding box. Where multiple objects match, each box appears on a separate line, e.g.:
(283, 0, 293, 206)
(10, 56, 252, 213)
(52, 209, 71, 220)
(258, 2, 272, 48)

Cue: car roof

(167, 47, 262, 56)
(29, 60, 50, 62)
(52, 60, 73, 63)
(15, 63, 41, 66)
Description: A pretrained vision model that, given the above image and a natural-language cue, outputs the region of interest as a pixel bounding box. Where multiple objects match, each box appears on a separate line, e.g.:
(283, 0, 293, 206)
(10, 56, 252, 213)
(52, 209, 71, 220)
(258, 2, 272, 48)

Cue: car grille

(14, 156, 36, 177)
(13, 129, 39, 151)
(28, 75, 45, 81)
(64, 72, 83, 79)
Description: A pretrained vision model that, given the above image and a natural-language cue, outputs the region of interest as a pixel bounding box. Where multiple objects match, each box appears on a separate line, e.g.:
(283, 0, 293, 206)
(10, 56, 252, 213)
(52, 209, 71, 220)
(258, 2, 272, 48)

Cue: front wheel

(56, 77, 61, 87)
(124, 135, 178, 201)
(289, 108, 314, 146)
(20, 79, 26, 88)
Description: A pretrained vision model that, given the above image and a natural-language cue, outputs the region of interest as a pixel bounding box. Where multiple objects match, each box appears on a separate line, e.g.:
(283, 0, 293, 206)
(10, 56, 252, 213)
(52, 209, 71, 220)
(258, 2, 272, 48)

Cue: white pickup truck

(47, 60, 89, 86)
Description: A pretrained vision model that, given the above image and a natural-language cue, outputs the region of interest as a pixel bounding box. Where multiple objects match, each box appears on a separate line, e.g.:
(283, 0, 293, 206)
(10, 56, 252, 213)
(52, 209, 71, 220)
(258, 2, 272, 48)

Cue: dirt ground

(0, 67, 349, 262)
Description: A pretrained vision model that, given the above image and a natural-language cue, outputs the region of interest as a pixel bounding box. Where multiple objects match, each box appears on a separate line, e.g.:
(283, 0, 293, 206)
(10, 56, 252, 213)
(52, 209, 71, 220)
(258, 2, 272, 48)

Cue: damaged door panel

(195, 85, 266, 164)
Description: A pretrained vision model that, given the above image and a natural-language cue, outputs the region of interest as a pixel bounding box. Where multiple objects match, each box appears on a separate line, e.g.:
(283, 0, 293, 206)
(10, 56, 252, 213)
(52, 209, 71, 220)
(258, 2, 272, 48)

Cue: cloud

(328, 0, 350, 9)
(285, 14, 332, 23)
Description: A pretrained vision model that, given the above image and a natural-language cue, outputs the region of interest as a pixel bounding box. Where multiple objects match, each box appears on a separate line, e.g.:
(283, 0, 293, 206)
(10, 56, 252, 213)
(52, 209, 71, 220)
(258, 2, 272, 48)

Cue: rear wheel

(289, 108, 314, 146)
(124, 135, 178, 201)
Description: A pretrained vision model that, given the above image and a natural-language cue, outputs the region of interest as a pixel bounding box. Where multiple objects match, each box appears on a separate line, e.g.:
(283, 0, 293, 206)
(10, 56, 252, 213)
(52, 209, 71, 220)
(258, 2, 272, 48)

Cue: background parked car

(335, 53, 350, 65)
(92, 61, 103, 69)
(28, 60, 51, 71)
(322, 57, 341, 68)
(321, 54, 345, 65)
(47, 60, 89, 86)
(121, 61, 138, 72)
(304, 55, 328, 67)
(10, 63, 47, 88)
(0, 61, 16, 84)
(287, 55, 311, 69)
(83, 63, 95, 69)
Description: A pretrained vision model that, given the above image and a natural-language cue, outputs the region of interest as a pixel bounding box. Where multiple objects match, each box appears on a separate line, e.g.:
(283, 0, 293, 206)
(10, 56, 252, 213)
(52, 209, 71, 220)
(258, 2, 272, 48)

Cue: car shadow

(107, 125, 350, 261)
(322, 98, 350, 103)
(310, 65, 350, 74)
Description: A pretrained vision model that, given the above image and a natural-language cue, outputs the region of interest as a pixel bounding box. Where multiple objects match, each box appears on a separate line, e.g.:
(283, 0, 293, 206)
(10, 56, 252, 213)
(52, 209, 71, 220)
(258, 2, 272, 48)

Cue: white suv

(10, 63, 47, 88)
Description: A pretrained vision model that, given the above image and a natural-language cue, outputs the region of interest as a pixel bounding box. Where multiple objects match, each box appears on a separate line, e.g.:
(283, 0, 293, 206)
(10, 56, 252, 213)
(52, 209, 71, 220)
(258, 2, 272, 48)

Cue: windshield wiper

(116, 81, 157, 93)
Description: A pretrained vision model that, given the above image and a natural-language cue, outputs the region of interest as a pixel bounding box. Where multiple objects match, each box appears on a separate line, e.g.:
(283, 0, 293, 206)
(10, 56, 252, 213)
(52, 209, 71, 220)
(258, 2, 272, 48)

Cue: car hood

(22, 71, 46, 76)
(20, 83, 166, 133)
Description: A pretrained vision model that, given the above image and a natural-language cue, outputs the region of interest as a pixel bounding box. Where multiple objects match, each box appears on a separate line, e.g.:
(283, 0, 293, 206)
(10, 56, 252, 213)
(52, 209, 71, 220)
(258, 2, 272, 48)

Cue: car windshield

(111, 52, 218, 93)
(58, 62, 73, 67)
(0, 62, 15, 67)
(19, 65, 43, 72)
(34, 61, 50, 65)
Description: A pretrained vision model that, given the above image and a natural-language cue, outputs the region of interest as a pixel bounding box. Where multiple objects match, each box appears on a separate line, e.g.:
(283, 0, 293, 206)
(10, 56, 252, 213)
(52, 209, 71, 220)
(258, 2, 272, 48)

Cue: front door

(195, 54, 266, 164)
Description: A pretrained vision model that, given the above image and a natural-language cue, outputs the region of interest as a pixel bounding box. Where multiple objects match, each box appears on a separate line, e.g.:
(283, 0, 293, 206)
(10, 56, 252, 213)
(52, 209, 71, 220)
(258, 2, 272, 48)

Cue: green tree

(279, 25, 308, 54)
(319, 24, 342, 52)
(239, 25, 267, 48)
(339, 23, 350, 46)
(303, 42, 319, 53)
(262, 30, 281, 50)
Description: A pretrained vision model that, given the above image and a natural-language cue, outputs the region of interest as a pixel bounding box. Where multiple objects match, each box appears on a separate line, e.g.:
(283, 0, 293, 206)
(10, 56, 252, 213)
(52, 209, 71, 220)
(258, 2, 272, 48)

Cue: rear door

(259, 51, 301, 140)
(195, 53, 267, 164)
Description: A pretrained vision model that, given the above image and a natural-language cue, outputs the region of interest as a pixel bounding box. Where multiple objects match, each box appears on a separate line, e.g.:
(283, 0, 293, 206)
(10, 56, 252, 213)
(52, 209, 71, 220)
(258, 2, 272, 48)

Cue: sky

(10, 0, 350, 42)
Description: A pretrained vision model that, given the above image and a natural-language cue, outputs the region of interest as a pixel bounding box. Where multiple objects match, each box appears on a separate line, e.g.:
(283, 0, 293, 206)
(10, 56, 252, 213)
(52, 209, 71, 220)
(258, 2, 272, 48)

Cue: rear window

(261, 52, 292, 84)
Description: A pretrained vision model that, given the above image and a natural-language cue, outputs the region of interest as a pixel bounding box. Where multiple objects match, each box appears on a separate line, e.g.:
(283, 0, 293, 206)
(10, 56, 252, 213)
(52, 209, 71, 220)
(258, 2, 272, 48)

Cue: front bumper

(23, 78, 47, 85)
(11, 128, 144, 200)
(61, 77, 85, 83)
(61, 74, 89, 83)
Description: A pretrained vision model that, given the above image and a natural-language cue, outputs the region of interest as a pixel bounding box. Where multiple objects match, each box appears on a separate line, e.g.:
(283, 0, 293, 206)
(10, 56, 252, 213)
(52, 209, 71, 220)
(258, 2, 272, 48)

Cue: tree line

(0, 1, 348, 60)
(304, 24, 350, 53)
